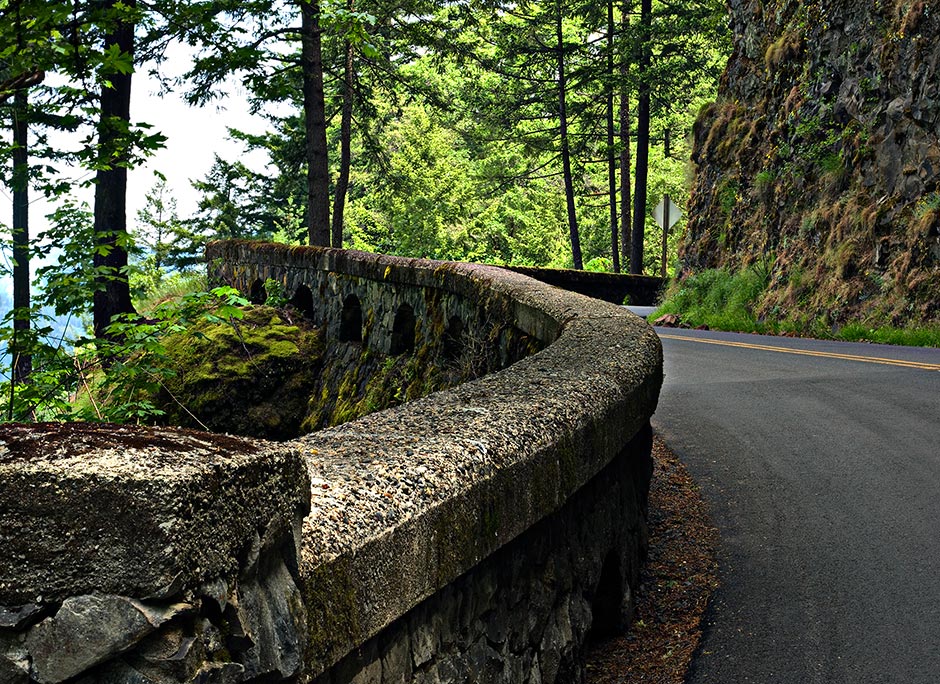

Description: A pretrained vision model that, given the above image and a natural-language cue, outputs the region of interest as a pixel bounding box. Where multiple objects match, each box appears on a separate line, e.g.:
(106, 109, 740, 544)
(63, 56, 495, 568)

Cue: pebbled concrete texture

(0, 423, 310, 605)
(209, 242, 663, 677)
(0, 243, 663, 683)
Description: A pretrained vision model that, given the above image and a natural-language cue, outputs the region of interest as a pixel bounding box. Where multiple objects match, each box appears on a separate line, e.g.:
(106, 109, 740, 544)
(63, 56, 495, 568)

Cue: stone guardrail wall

(503, 266, 664, 307)
(0, 241, 663, 683)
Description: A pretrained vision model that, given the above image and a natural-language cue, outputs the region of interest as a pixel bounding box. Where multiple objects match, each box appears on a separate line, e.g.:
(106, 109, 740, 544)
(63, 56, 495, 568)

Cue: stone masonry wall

(210, 243, 546, 369)
(313, 426, 653, 684)
(0, 243, 663, 683)
(209, 241, 663, 683)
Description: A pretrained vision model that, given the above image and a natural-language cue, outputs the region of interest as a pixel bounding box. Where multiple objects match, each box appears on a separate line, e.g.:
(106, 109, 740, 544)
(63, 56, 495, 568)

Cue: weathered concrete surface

(0, 243, 663, 684)
(294, 307, 661, 678)
(0, 424, 311, 683)
(209, 242, 663, 680)
(311, 426, 654, 684)
(0, 423, 310, 605)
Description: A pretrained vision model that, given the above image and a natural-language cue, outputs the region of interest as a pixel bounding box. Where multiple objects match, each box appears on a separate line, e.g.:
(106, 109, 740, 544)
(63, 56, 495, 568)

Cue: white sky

(129, 47, 271, 217)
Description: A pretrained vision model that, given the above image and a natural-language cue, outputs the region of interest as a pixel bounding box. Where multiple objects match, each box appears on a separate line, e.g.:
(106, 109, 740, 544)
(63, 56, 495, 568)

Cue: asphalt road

(650, 327, 940, 684)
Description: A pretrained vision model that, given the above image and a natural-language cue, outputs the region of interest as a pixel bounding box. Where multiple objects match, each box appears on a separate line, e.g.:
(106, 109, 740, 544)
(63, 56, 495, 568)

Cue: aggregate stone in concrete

(209, 242, 662, 681)
(0, 423, 310, 606)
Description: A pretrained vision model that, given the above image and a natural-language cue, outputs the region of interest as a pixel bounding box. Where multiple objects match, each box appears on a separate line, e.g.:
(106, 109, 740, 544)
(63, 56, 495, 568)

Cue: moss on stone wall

(152, 300, 527, 440)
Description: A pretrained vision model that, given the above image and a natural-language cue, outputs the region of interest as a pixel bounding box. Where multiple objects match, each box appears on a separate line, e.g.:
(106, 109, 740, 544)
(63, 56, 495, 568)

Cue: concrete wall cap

(0, 423, 310, 605)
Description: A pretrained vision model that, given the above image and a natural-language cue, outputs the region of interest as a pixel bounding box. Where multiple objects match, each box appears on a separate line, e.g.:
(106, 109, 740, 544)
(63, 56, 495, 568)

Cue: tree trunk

(556, 1, 582, 270)
(331, 35, 354, 249)
(619, 2, 632, 272)
(606, 0, 619, 273)
(11, 87, 31, 383)
(630, 0, 652, 275)
(301, 0, 331, 246)
(93, 0, 137, 340)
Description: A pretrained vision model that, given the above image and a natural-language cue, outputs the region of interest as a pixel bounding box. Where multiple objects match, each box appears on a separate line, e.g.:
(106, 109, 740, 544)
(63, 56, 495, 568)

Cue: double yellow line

(658, 333, 940, 372)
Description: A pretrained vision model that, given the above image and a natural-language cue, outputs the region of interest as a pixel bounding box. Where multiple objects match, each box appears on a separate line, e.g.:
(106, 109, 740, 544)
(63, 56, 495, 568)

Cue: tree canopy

(0, 0, 730, 421)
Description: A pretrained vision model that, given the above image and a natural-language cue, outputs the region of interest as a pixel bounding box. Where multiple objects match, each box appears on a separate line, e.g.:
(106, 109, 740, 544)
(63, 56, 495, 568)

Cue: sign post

(653, 194, 682, 278)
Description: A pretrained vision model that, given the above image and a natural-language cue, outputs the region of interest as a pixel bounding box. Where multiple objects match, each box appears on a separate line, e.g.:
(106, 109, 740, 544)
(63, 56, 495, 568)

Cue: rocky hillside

(683, 0, 940, 328)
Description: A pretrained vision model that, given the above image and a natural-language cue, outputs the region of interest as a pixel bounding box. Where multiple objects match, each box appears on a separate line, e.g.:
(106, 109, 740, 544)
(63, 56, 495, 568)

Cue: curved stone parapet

(0, 242, 663, 683)
(209, 241, 663, 682)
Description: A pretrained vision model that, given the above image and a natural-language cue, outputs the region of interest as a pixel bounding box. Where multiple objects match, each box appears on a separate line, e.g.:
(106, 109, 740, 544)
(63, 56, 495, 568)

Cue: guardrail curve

(0, 241, 663, 684)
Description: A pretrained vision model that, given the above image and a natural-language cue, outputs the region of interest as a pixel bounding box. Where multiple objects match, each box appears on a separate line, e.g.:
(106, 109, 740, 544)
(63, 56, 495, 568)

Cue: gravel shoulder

(585, 434, 719, 684)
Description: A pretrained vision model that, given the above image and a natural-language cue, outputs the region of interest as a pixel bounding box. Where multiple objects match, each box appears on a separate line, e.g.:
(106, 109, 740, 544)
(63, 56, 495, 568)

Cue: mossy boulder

(151, 296, 516, 439)
(156, 306, 324, 440)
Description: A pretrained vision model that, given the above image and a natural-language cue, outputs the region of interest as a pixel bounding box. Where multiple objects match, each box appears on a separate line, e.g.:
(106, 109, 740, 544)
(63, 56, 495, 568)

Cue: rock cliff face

(684, 0, 940, 326)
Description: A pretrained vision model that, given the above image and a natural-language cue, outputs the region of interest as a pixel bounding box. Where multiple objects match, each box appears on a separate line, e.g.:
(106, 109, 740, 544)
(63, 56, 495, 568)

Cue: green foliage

(131, 270, 208, 317)
(717, 179, 739, 216)
(585, 257, 613, 272)
(1, 286, 248, 423)
(35, 200, 100, 317)
(183, 0, 728, 272)
(133, 179, 206, 278)
(755, 169, 776, 188)
(915, 192, 940, 219)
(653, 265, 772, 332)
(2, 0, 732, 428)
(263, 278, 289, 308)
(654, 267, 940, 347)
(838, 324, 940, 348)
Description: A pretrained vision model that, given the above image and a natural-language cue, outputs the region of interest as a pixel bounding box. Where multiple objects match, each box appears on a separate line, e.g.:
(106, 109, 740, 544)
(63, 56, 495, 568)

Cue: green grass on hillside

(652, 266, 771, 333)
(652, 267, 940, 348)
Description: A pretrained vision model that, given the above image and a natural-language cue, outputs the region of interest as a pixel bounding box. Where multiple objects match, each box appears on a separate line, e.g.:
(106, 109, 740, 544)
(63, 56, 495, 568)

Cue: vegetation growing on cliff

(680, 0, 940, 334)
(653, 266, 940, 347)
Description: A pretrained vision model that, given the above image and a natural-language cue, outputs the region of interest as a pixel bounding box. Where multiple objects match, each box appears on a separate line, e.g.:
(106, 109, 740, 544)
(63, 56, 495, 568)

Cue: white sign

(653, 196, 682, 230)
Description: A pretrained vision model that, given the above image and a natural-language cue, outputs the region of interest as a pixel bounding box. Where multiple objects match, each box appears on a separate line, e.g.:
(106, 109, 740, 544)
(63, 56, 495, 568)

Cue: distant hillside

(683, 0, 939, 328)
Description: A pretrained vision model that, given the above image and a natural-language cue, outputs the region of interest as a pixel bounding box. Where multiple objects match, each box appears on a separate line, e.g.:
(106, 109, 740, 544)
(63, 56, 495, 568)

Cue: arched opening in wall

(389, 304, 416, 355)
(249, 278, 267, 305)
(340, 294, 363, 343)
(442, 316, 464, 362)
(291, 284, 315, 319)
(589, 550, 624, 642)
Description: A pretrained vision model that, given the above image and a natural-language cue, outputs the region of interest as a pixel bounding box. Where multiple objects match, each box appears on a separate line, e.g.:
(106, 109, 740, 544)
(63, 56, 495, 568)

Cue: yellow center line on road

(657, 333, 940, 372)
